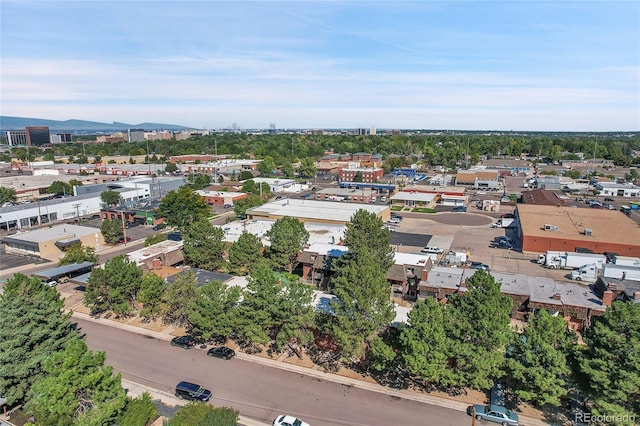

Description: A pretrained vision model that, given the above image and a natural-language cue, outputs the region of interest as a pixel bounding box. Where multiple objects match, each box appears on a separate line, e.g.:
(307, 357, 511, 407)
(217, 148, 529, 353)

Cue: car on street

(452, 206, 466, 212)
(467, 404, 519, 426)
(388, 217, 401, 224)
(117, 236, 132, 244)
(492, 240, 513, 250)
(603, 203, 615, 210)
(604, 197, 614, 202)
(421, 246, 444, 254)
(470, 262, 490, 271)
(175, 381, 212, 402)
(170, 335, 197, 350)
(272, 415, 310, 426)
(207, 346, 235, 360)
(390, 212, 403, 220)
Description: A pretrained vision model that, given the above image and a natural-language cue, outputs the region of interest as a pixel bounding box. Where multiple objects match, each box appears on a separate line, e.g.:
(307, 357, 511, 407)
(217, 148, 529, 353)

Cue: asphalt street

(76, 318, 471, 426)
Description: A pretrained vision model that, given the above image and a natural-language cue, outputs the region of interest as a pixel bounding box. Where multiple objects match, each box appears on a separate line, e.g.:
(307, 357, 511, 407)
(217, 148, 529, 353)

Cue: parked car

(390, 212, 403, 220)
(452, 206, 466, 212)
(175, 381, 212, 402)
(152, 223, 166, 231)
(44, 280, 57, 287)
(57, 276, 70, 284)
(467, 405, 519, 426)
(603, 203, 615, 210)
(170, 335, 197, 350)
(492, 240, 513, 250)
(117, 236, 132, 244)
(272, 415, 310, 426)
(388, 217, 401, 224)
(470, 262, 490, 271)
(494, 236, 514, 244)
(207, 346, 235, 360)
(421, 246, 444, 254)
(604, 197, 614, 202)
(223, 204, 233, 208)
(474, 190, 486, 195)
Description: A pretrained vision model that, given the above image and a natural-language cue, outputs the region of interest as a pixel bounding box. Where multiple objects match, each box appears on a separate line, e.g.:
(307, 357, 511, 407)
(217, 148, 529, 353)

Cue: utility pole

(72, 203, 81, 223)
(120, 212, 128, 246)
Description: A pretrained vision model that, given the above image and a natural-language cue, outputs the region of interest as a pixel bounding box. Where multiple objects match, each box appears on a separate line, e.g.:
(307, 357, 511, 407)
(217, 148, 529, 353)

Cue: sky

(1, 1, 639, 131)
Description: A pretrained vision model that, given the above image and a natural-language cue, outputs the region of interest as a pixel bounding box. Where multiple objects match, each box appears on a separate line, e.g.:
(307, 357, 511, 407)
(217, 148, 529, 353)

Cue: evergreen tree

(118, 392, 158, 426)
(138, 274, 167, 321)
(0, 274, 76, 406)
(399, 297, 452, 385)
(164, 162, 178, 173)
(506, 310, 576, 406)
(227, 231, 263, 274)
(447, 270, 512, 389)
(329, 248, 395, 358)
(576, 302, 640, 420)
(58, 243, 98, 266)
(25, 338, 126, 426)
(161, 272, 198, 326)
(84, 255, 142, 316)
(266, 216, 309, 272)
(167, 402, 238, 426)
(182, 218, 225, 271)
(342, 209, 394, 272)
(272, 278, 315, 350)
(189, 280, 241, 342)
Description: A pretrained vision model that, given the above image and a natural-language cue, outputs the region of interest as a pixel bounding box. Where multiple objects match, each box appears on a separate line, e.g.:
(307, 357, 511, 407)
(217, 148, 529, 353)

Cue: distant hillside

(0, 116, 192, 132)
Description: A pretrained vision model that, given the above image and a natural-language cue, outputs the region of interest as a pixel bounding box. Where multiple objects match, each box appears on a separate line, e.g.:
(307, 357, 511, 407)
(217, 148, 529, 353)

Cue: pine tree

(84, 255, 142, 316)
(189, 280, 241, 342)
(342, 209, 394, 272)
(228, 231, 263, 275)
(138, 274, 167, 320)
(329, 248, 395, 358)
(266, 216, 309, 272)
(182, 218, 226, 271)
(0, 274, 76, 406)
(161, 271, 198, 326)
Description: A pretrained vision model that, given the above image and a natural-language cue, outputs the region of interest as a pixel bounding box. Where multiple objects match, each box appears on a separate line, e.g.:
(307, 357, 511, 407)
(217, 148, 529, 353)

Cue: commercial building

(390, 191, 437, 209)
(400, 184, 467, 206)
(127, 240, 185, 273)
(315, 187, 376, 203)
(516, 204, 640, 256)
(520, 189, 566, 206)
(338, 166, 384, 183)
(1, 224, 104, 260)
(195, 190, 247, 206)
(479, 159, 533, 177)
(455, 170, 501, 189)
(246, 199, 390, 225)
(594, 182, 640, 198)
(244, 177, 308, 193)
(218, 219, 345, 247)
(5, 127, 51, 147)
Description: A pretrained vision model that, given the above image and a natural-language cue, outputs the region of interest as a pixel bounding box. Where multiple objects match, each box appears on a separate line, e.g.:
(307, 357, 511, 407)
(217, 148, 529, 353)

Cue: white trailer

(491, 218, 515, 228)
(569, 264, 599, 282)
(612, 256, 640, 267)
(602, 264, 640, 281)
(539, 251, 606, 270)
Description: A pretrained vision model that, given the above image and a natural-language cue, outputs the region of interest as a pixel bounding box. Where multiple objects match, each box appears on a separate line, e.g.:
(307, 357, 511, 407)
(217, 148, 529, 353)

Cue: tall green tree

(84, 255, 143, 316)
(158, 186, 210, 230)
(0, 186, 17, 204)
(266, 216, 309, 272)
(25, 338, 126, 426)
(0, 274, 76, 406)
(272, 278, 315, 350)
(298, 157, 317, 179)
(239, 170, 254, 181)
(182, 219, 226, 271)
(576, 302, 640, 420)
(58, 243, 98, 266)
(100, 189, 122, 207)
(506, 310, 576, 406)
(100, 218, 123, 244)
(447, 270, 512, 389)
(189, 280, 241, 342)
(164, 162, 178, 173)
(280, 162, 295, 178)
(329, 248, 395, 358)
(227, 231, 263, 275)
(118, 392, 158, 426)
(161, 272, 198, 326)
(399, 297, 452, 386)
(233, 194, 265, 218)
(167, 402, 238, 426)
(138, 274, 167, 321)
(46, 181, 73, 197)
(342, 209, 394, 272)
(257, 156, 276, 176)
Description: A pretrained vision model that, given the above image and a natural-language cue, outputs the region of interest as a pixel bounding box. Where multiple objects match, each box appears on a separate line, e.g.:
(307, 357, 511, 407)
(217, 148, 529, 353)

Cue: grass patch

(411, 208, 436, 213)
(390, 206, 403, 211)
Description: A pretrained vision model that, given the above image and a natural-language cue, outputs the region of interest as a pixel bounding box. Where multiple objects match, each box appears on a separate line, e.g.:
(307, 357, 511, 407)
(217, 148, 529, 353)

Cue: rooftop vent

(584, 228, 593, 236)
(544, 224, 559, 231)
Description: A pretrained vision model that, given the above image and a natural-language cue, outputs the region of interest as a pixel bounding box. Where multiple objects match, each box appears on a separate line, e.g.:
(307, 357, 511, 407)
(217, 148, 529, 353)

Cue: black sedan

(170, 335, 197, 350)
(207, 346, 235, 360)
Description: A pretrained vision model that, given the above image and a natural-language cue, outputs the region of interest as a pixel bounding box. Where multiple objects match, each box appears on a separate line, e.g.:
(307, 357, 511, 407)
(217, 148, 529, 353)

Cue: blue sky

(1, 1, 638, 131)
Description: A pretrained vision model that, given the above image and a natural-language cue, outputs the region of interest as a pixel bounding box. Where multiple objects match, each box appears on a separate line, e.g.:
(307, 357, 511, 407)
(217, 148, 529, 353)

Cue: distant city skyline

(1, 1, 638, 131)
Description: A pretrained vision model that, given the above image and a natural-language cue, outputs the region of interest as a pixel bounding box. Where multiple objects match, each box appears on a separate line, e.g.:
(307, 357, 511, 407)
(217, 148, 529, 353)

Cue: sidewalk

(71, 311, 548, 426)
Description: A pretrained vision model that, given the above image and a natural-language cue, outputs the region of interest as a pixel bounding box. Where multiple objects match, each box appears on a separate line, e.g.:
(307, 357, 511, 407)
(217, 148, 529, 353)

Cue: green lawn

(411, 208, 436, 213)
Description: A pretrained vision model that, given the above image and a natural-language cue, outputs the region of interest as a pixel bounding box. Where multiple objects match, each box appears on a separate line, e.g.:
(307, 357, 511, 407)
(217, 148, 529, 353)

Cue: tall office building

(6, 130, 27, 146)
(128, 128, 145, 142)
(25, 127, 51, 146)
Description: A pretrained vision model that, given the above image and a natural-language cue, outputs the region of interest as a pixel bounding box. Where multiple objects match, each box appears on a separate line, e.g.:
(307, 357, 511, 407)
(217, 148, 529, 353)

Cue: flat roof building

(1, 224, 104, 260)
(246, 199, 390, 225)
(517, 204, 640, 256)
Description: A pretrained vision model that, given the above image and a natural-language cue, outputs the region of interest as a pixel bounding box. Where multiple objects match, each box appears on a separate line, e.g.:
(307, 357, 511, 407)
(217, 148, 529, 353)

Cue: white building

(595, 182, 640, 198)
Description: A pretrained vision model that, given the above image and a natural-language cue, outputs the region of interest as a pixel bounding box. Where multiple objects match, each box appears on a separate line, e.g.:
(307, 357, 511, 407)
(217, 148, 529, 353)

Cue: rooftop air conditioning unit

(584, 228, 593, 236)
(544, 224, 559, 231)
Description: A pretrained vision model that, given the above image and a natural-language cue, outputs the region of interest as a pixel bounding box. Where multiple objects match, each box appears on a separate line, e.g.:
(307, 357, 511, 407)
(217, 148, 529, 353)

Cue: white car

(421, 246, 444, 254)
(44, 280, 57, 287)
(388, 217, 401, 224)
(273, 415, 310, 426)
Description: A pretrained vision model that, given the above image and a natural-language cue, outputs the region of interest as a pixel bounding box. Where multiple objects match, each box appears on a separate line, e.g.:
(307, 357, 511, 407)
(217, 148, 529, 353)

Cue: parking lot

(389, 211, 579, 282)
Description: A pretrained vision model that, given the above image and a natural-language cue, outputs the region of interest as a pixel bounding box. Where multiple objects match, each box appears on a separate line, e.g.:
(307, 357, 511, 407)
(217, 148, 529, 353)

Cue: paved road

(76, 318, 470, 426)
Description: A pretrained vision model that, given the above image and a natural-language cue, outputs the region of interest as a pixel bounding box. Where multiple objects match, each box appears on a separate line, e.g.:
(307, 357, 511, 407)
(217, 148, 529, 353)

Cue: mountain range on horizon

(0, 116, 192, 132)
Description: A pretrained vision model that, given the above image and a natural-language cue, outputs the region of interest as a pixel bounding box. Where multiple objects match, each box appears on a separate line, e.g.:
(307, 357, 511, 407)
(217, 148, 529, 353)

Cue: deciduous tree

(158, 186, 210, 230)
(182, 219, 226, 271)
(100, 218, 123, 244)
(46, 180, 73, 196)
(164, 161, 178, 174)
(0, 274, 76, 406)
(58, 243, 98, 266)
(266, 216, 309, 272)
(167, 402, 238, 426)
(0, 186, 17, 204)
(298, 157, 317, 179)
(100, 189, 122, 206)
(25, 338, 126, 426)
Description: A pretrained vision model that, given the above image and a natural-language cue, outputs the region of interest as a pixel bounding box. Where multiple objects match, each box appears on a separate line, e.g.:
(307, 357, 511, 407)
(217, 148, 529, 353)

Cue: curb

(72, 311, 548, 426)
